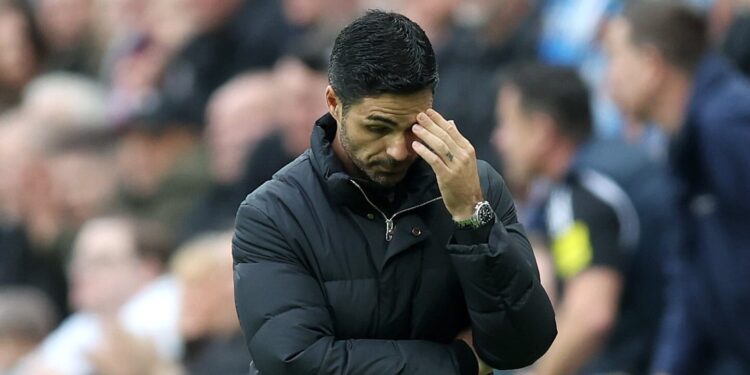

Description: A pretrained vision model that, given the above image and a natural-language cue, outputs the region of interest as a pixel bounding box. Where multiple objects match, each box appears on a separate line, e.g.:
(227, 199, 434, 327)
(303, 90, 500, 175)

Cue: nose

(386, 134, 413, 162)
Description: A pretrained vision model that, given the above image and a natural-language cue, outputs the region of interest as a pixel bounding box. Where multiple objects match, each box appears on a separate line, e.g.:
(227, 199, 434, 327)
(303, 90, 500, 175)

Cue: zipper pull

(385, 219, 394, 241)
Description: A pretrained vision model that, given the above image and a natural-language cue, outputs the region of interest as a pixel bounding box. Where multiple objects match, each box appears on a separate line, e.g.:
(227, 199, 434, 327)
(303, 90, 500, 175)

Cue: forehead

(347, 90, 433, 124)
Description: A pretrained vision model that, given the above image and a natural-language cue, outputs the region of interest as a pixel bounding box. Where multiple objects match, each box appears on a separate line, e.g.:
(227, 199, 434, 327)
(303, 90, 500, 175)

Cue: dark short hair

(328, 10, 438, 109)
(503, 63, 592, 144)
(622, 0, 708, 72)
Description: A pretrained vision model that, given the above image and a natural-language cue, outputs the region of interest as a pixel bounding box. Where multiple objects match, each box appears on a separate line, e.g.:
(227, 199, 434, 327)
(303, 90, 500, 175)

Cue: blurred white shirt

(29, 276, 182, 375)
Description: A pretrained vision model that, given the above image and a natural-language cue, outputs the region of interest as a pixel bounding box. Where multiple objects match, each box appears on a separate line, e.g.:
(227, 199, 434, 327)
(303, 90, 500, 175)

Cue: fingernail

(412, 124, 422, 131)
(418, 113, 426, 120)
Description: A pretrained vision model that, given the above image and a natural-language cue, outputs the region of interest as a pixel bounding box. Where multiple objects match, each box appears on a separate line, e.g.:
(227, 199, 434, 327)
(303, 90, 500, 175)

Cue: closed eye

(367, 126, 391, 135)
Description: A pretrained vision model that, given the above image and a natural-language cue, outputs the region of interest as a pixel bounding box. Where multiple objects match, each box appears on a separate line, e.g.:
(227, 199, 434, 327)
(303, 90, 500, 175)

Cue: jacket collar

(309, 113, 441, 212)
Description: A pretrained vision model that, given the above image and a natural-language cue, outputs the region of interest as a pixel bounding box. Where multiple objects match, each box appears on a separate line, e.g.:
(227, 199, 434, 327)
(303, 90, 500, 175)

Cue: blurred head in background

(399, 0, 460, 43)
(0, 0, 45, 111)
(275, 56, 329, 156)
(170, 231, 235, 341)
(494, 64, 592, 189)
(283, 0, 357, 29)
(6, 73, 113, 246)
(604, 1, 708, 134)
(21, 72, 106, 133)
(115, 114, 202, 197)
(34, 0, 94, 60)
(67, 216, 170, 315)
(205, 72, 276, 184)
(184, 0, 242, 32)
(0, 288, 56, 372)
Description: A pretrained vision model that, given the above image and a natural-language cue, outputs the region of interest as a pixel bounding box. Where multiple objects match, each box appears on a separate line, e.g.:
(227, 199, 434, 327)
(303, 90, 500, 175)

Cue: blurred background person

(495, 63, 677, 375)
(114, 109, 210, 243)
(604, 1, 750, 374)
(0, 288, 57, 375)
(178, 72, 277, 242)
(171, 231, 249, 374)
(33, 0, 99, 76)
(235, 51, 329, 196)
(0, 0, 45, 113)
(27, 215, 181, 375)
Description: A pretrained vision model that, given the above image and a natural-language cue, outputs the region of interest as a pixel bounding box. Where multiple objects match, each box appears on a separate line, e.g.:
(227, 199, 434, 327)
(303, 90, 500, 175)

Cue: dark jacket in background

(653, 54, 750, 375)
(573, 139, 678, 374)
(232, 114, 556, 374)
(178, 131, 294, 243)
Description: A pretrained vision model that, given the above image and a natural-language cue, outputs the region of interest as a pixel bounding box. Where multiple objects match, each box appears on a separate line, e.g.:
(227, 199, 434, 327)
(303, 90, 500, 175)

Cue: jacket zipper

(350, 180, 443, 241)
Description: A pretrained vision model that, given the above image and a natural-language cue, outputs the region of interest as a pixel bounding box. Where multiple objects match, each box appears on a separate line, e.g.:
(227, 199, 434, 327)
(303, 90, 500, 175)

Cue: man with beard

(232, 10, 556, 375)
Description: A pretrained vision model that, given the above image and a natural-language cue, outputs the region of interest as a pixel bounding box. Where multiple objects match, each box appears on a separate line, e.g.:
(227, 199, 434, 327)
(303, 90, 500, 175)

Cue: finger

(426, 109, 472, 149)
(416, 112, 461, 152)
(412, 141, 448, 175)
(412, 124, 455, 165)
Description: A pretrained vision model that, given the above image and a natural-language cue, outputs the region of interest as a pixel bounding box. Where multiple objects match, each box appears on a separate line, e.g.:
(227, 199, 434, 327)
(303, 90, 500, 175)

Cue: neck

(650, 70, 693, 135)
(541, 140, 577, 182)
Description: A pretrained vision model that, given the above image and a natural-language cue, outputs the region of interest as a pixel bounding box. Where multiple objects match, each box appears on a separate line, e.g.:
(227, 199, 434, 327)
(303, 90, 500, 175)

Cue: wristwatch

(454, 201, 495, 230)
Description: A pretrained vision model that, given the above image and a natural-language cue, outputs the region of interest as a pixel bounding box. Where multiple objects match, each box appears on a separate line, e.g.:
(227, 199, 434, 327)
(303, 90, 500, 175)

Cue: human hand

(456, 328, 494, 375)
(412, 109, 484, 221)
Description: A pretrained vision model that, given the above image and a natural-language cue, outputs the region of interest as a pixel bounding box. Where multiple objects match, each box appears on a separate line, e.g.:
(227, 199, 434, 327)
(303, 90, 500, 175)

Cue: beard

(338, 119, 411, 188)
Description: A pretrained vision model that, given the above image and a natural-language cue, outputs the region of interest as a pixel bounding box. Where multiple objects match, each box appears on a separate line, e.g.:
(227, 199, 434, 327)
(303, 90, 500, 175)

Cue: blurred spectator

(0, 118, 69, 317)
(27, 216, 181, 375)
(157, 0, 292, 127)
(435, 0, 542, 169)
(114, 110, 210, 242)
(171, 232, 250, 374)
(399, 0, 461, 48)
(0, 288, 57, 375)
(0, 0, 45, 113)
(102, 0, 196, 125)
(495, 64, 676, 374)
(33, 0, 99, 76)
(604, 2, 750, 373)
(178, 72, 276, 242)
(0, 74, 115, 319)
(236, 55, 328, 195)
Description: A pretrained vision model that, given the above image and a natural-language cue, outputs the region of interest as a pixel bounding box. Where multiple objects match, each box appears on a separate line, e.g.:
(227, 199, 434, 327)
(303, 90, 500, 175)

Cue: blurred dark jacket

(232, 114, 556, 374)
(723, 12, 750, 77)
(178, 131, 295, 244)
(0, 224, 69, 318)
(653, 54, 750, 374)
(116, 147, 211, 243)
(572, 139, 678, 374)
(183, 332, 251, 375)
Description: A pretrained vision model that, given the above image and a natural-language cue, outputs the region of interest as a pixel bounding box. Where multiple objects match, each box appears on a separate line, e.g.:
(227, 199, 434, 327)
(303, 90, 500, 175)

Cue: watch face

(477, 202, 495, 224)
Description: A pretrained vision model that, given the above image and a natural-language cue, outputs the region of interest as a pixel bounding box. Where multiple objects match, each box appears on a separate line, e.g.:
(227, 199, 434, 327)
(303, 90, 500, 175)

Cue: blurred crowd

(0, 0, 748, 374)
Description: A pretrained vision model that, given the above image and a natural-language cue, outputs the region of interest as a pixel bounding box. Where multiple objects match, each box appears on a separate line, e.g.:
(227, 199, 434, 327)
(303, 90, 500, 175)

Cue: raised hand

(412, 109, 484, 221)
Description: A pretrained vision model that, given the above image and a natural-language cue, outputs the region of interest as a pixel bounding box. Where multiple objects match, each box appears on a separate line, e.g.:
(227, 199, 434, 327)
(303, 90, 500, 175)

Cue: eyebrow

(365, 114, 399, 127)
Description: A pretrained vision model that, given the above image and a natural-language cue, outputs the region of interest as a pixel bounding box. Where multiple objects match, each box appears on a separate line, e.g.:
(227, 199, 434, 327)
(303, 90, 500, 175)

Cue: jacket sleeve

(446, 162, 557, 369)
(233, 201, 479, 375)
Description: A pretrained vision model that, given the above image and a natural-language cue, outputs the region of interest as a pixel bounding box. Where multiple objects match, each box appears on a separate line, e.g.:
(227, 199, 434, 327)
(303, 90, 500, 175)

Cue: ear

(325, 86, 341, 122)
(641, 45, 667, 84)
(535, 112, 559, 146)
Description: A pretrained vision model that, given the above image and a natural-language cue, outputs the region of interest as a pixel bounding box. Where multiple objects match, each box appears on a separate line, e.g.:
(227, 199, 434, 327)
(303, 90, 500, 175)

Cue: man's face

(335, 89, 433, 187)
(494, 86, 546, 188)
(603, 18, 659, 122)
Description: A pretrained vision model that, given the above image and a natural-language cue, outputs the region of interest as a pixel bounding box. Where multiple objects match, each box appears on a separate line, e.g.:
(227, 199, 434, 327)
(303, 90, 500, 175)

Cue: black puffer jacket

(233, 114, 556, 374)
